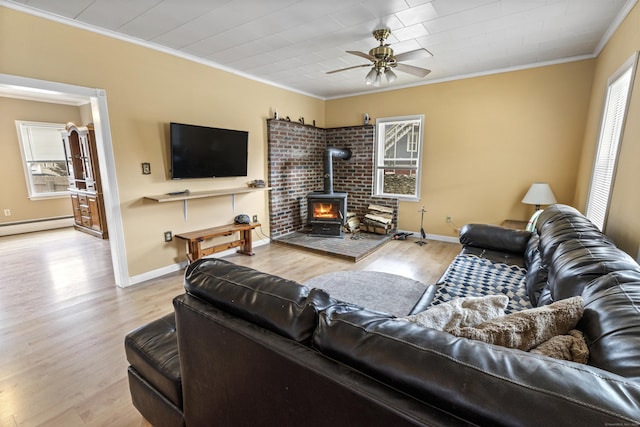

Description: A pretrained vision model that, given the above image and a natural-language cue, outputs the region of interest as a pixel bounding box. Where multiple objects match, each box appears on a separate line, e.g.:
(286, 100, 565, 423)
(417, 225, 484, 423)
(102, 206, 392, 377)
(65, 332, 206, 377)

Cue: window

(374, 115, 424, 200)
(585, 52, 638, 230)
(15, 121, 70, 199)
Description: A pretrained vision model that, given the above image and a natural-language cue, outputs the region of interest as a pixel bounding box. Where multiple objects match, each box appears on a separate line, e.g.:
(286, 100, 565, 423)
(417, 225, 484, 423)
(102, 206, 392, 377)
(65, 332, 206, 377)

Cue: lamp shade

(372, 71, 382, 87)
(365, 68, 377, 84)
(522, 182, 557, 209)
(384, 68, 397, 83)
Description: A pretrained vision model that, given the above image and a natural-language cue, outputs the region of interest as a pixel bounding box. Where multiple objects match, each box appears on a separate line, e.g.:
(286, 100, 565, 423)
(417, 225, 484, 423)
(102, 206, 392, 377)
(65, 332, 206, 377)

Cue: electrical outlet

(3, 209, 10, 216)
(164, 231, 172, 242)
(446, 216, 452, 223)
(252, 214, 258, 223)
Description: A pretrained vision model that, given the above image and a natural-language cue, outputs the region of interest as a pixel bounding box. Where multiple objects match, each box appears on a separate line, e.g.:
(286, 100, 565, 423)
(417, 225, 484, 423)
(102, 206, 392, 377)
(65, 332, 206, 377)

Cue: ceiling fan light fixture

(372, 71, 382, 87)
(384, 68, 397, 83)
(365, 67, 377, 84)
(328, 29, 432, 85)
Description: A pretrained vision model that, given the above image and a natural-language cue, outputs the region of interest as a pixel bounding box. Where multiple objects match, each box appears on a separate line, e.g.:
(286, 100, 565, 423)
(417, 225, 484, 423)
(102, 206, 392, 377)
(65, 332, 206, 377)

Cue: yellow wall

(2, 2, 639, 277)
(1, 7, 324, 276)
(0, 97, 82, 223)
(326, 61, 595, 236)
(575, 5, 640, 257)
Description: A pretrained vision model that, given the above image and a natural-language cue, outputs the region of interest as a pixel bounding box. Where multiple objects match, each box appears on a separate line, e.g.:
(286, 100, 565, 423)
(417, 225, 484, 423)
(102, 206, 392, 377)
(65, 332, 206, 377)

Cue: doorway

(0, 73, 128, 287)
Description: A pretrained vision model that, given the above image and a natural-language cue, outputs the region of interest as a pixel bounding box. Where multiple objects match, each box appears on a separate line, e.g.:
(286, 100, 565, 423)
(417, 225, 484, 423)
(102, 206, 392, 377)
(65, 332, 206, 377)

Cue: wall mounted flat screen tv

(170, 122, 248, 179)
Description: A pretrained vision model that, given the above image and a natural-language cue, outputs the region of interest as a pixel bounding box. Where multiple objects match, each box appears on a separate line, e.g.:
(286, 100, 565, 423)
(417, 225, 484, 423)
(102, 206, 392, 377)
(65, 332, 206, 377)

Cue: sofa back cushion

(313, 304, 640, 425)
(580, 270, 640, 381)
(184, 258, 333, 343)
(536, 204, 613, 267)
(545, 239, 640, 304)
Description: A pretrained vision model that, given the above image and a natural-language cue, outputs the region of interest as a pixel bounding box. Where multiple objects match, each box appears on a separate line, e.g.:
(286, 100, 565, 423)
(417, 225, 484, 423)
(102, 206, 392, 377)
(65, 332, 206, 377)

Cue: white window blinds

(23, 126, 66, 161)
(15, 121, 69, 198)
(585, 53, 637, 231)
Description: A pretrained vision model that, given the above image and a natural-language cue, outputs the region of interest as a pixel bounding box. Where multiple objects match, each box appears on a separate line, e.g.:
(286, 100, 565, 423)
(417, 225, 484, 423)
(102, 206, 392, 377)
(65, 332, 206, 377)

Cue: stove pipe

(323, 147, 352, 194)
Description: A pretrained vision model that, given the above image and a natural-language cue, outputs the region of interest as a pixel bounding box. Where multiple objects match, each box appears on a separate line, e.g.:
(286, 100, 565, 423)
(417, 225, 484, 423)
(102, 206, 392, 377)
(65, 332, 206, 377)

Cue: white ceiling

(2, 0, 636, 99)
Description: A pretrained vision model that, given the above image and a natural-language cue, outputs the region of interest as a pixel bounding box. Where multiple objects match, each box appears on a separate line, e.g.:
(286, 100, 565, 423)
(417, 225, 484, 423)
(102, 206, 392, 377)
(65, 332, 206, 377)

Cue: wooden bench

(176, 222, 260, 262)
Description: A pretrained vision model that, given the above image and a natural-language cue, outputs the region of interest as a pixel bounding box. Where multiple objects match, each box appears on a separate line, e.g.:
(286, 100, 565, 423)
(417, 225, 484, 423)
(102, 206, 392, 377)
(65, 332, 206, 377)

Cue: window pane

(375, 115, 423, 199)
(382, 169, 417, 195)
(31, 162, 70, 194)
(16, 121, 69, 198)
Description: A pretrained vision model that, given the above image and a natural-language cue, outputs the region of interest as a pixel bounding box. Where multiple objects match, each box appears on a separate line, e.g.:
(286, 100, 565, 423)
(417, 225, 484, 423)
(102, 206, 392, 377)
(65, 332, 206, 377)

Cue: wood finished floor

(0, 227, 460, 426)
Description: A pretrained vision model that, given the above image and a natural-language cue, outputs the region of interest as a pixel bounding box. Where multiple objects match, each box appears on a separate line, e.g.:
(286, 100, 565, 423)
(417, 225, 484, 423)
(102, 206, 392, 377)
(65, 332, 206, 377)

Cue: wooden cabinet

(62, 123, 108, 239)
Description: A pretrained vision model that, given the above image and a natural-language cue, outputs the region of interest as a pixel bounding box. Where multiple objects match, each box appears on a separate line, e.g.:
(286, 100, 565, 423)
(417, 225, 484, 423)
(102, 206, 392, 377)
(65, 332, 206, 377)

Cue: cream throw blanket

(402, 295, 509, 332)
(449, 296, 584, 351)
(402, 295, 588, 363)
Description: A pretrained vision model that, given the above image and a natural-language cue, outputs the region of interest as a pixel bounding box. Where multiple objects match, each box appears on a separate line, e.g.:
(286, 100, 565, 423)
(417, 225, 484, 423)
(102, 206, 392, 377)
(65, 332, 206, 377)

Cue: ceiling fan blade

(393, 48, 433, 62)
(395, 63, 431, 78)
(346, 50, 376, 61)
(326, 64, 371, 74)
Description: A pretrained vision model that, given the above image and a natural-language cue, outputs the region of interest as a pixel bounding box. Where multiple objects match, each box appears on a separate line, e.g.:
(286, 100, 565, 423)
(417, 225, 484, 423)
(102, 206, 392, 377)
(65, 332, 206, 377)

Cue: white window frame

(15, 121, 70, 199)
(585, 52, 638, 231)
(407, 132, 418, 153)
(374, 115, 424, 201)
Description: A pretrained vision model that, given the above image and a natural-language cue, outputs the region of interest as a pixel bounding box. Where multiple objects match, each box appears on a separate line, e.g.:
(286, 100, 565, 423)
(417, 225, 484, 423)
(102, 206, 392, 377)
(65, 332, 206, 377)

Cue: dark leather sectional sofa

(125, 204, 640, 426)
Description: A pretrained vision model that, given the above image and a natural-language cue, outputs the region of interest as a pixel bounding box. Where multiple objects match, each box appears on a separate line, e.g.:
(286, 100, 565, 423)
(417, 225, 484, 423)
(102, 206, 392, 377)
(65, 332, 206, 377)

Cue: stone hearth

(273, 231, 392, 262)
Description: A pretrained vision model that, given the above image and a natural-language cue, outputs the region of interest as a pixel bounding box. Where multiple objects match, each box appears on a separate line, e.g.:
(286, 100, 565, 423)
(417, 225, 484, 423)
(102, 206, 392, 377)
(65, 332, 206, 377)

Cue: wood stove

(308, 192, 347, 237)
(307, 147, 352, 237)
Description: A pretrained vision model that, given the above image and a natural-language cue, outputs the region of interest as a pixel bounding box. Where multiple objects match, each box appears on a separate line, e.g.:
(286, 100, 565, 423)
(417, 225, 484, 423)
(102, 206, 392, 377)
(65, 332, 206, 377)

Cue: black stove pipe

(324, 147, 352, 194)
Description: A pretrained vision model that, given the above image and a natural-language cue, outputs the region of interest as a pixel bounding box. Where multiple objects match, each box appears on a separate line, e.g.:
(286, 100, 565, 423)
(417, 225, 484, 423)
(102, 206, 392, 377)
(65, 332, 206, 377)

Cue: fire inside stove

(307, 192, 347, 237)
(313, 202, 340, 219)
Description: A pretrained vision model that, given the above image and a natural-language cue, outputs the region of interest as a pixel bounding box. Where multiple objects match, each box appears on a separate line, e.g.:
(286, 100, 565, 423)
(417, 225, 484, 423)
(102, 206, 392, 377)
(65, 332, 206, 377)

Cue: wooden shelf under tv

(144, 186, 270, 221)
(144, 186, 270, 203)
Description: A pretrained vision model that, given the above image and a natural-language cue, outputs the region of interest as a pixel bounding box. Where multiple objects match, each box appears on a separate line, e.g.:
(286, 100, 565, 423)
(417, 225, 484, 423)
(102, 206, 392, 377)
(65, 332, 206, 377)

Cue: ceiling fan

(327, 28, 432, 86)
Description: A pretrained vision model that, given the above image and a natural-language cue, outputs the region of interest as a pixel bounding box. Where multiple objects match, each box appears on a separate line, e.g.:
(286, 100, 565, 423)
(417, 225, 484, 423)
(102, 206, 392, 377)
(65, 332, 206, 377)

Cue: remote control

(167, 190, 189, 196)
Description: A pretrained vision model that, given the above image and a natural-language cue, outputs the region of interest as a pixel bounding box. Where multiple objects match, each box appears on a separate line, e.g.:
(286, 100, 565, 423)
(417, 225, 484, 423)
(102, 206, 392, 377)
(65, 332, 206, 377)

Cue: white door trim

(0, 73, 130, 287)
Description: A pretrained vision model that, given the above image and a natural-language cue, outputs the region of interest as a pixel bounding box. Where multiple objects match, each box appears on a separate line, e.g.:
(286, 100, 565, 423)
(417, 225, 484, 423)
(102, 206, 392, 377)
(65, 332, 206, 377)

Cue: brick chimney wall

(326, 125, 398, 227)
(267, 119, 398, 238)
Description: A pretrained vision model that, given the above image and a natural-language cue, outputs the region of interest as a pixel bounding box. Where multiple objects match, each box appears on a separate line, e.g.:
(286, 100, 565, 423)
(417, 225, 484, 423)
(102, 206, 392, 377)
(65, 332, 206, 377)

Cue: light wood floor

(0, 227, 460, 427)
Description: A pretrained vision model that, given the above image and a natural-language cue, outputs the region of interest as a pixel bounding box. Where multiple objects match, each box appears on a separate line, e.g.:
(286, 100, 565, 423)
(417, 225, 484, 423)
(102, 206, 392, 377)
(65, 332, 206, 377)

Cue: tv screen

(170, 122, 248, 179)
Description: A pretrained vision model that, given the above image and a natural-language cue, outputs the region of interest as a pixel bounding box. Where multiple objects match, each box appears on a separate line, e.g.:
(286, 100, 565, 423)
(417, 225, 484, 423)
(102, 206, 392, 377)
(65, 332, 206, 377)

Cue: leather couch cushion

(124, 313, 182, 408)
(536, 205, 613, 266)
(547, 239, 640, 303)
(523, 234, 549, 306)
(313, 304, 640, 425)
(523, 233, 540, 270)
(581, 270, 640, 381)
(184, 258, 333, 343)
(459, 246, 525, 267)
(460, 224, 531, 255)
(127, 367, 185, 427)
(536, 204, 599, 234)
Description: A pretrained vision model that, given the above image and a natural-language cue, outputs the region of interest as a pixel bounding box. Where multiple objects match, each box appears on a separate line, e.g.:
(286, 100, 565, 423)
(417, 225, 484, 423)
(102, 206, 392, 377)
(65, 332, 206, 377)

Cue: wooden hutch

(62, 123, 108, 239)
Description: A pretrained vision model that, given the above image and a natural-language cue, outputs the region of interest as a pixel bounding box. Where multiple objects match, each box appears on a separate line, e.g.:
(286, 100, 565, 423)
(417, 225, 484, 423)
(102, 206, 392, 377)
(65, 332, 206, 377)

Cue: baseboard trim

(0, 216, 74, 236)
(397, 229, 459, 244)
(126, 237, 271, 287)
(425, 233, 459, 244)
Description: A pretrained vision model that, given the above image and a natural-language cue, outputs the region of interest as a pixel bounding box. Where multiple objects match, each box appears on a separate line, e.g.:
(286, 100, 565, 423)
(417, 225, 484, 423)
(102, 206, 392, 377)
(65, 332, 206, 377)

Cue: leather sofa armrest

(460, 224, 531, 255)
